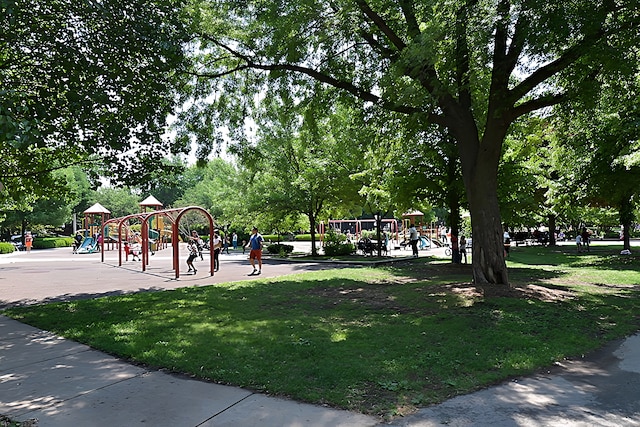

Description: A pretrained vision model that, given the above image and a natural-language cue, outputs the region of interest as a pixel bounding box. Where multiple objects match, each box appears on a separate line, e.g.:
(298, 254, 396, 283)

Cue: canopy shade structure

(139, 195, 163, 211)
(84, 203, 111, 215)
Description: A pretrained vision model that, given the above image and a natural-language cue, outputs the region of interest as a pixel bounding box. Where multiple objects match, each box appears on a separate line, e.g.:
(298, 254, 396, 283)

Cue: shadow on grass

(4, 259, 640, 419)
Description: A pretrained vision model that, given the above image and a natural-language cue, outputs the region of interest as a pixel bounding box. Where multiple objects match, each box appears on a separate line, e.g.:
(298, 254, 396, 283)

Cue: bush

(0, 242, 15, 254)
(266, 243, 294, 256)
(361, 230, 377, 239)
(33, 237, 74, 249)
(323, 228, 356, 256)
(324, 243, 356, 256)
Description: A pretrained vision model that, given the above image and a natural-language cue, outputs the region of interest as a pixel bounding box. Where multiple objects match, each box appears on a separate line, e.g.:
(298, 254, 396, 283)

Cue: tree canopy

(0, 0, 192, 207)
(182, 0, 639, 285)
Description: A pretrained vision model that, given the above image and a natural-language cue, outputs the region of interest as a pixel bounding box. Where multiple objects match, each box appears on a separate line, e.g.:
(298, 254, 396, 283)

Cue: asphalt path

(0, 245, 348, 309)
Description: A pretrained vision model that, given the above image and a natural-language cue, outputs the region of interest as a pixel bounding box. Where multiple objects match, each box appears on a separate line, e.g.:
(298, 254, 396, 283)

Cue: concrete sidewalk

(0, 315, 378, 427)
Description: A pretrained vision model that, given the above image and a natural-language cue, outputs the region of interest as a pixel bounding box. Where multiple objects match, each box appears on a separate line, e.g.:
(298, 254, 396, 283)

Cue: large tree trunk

(548, 214, 557, 246)
(454, 117, 510, 287)
(466, 175, 509, 286)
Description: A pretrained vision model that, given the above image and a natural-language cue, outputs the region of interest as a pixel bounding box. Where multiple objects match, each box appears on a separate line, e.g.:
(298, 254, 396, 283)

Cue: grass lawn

(3, 244, 640, 419)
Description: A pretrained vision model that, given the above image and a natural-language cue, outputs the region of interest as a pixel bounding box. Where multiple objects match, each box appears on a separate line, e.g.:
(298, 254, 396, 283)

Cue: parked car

(10, 236, 25, 251)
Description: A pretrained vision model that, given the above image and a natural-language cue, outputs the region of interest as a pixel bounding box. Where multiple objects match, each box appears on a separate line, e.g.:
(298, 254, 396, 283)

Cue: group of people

(576, 227, 591, 253)
(185, 227, 264, 275)
(408, 224, 468, 263)
(71, 231, 103, 254)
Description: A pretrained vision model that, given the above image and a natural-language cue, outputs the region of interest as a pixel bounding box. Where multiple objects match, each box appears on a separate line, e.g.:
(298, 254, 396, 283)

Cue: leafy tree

(350, 111, 462, 257)
(1, 0, 191, 206)
(140, 157, 193, 208)
(554, 71, 640, 250)
(176, 158, 249, 232)
(234, 96, 364, 255)
(497, 118, 572, 244)
(94, 187, 140, 219)
(0, 169, 77, 239)
(184, 0, 639, 286)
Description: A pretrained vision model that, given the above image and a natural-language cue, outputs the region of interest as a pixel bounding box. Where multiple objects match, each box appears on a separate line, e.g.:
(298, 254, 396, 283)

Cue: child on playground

(186, 240, 199, 274)
(130, 242, 142, 261)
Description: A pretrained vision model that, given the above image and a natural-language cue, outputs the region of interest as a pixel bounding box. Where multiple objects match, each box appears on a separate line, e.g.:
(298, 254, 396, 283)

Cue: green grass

(4, 244, 640, 419)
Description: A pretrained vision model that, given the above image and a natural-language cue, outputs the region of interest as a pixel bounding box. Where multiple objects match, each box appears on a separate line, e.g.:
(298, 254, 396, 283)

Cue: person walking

(409, 224, 419, 258)
(576, 233, 582, 253)
(246, 227, 264, 275)
(232, 232, 238, 250)
(581, 228, 590, 252)
(212, 232, 222, 272)
(460, 235, 467, 264)
(24, 232, 33, 253)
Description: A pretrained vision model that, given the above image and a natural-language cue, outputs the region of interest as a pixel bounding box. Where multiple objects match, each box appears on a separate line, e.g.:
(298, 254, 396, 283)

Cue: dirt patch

(306, 261, 576, 306)
(478, 283, 574, 301)
(306, 284, 413, 312)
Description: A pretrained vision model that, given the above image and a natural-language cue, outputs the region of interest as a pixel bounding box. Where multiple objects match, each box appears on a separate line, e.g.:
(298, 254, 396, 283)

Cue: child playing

(187, 240, 199, 273)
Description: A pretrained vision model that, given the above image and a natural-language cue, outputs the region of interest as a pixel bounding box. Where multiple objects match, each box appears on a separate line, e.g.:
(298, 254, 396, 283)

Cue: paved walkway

(1, 246, 640, 426)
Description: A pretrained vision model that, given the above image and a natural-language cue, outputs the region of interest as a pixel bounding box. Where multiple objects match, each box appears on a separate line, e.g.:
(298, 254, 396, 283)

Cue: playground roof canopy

(84, 203, 111, 214)
(139, 195, 163, 208)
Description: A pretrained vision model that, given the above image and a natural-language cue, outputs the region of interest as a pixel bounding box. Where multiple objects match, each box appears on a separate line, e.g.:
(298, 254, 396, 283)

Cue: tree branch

(195, 35, 448, 121)
(398, 0, 420, 40)
(509, 27, 607, 103)
(509, 92, 568, 119)
(455, 0, 477, 110)
(354, 0, 407, 51)
(0, 158, 98, 180)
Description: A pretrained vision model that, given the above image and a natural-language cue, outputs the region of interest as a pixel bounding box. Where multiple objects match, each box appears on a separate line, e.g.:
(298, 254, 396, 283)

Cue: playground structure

(101, 203, 215, 279)
(319, 212, 444, 253)
(319, 218, 401, 251)
(401, 211, 439, 241)
(77, 203, 111, 254)
(76, 196, 215, 279)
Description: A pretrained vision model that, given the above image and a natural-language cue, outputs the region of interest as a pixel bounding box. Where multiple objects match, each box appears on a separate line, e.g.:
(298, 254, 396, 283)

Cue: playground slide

(77, 237, 97, 254)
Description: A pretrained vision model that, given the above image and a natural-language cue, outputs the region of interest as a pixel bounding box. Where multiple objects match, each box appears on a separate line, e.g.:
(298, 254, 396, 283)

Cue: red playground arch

(323, 219, 400, 242)
(102, 206, 215, 279)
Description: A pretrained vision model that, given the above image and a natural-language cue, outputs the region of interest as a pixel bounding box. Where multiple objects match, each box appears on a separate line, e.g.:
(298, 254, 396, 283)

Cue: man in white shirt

(409, 224, 419, 258)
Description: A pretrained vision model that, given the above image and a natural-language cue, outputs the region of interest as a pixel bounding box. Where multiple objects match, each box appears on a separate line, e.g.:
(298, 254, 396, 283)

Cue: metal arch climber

(101, 206, 215, 279)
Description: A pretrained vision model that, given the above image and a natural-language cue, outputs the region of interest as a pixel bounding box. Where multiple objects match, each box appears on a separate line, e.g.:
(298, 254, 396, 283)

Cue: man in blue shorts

(246, 226, 264, 275)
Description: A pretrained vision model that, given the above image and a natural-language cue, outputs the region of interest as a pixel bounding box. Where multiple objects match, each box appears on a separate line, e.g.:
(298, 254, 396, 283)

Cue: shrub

(266, 243, 294, 256)
(324, 243, 355, 256)
(0, 242, 15, 254)
(361, 230, 377, 239)
(323, 228, 356, 256)
(33, 237, 74, 249)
